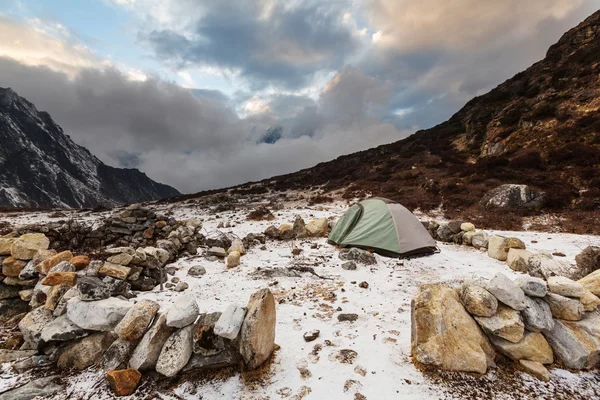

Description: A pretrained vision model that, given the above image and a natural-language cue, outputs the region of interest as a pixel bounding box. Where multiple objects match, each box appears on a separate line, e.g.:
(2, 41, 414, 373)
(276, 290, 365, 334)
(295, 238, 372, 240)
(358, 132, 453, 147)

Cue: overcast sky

(0, 0, 598, 192)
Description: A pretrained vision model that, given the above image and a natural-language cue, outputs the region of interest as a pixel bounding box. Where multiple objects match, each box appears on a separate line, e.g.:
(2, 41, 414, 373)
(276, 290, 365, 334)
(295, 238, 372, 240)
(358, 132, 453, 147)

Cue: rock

(0, 237, 15, 255)
(521, 296, 554, 332)
(548, 276, 585, 297)
(485, 273, 527, 310)
(31, 249, 57, 268)
(228, 239, 245, 255)
(19, 307, 54, 344)
(184, 346, 241, 371)
(48, 261, 75, 273)
(574, 246, 600, 280)
(462, 231, 477, 245)
(460, 222, 475, 232)
(18, 261, 38, 280)
(0, 375, 63, 400)
(70, 255, 90, 270)
(358, 281, 369, 289)
(78, 277, 110, 301)
(100, 262, 131, 280)
(528, 253, 575, 280)
(214, 304, 246, 340)
(264, 225, 280, 239)
(188, 265, 206, 277)
(67, 297, 133, 331)
(488, 236, 525, 261)
(507, 249, 534, 272)
(490, 331, 553, 364)
(166, 293, 199, 328)
(44, 283, 70, 310)
(129, 313, 174, 371)
(459, 284, 498, 317)
(106, 369, 141, 397)
(192, 312, 224, 355)
(580, 289, 600, 312)
(155, 324, 194, 377)
(174, 281, 188, 292)
(2, 257, 26, 277)
(339, 248, 377, 265)
(411, 284, 495, 374)
(292, 217, 308, 238)
(279, 224, 295, 240)
(338, 313, 359, 322)
(474, 304, 524, 343)
(102, 338, 137, 371)
(239, 288, 276, 370)
(0, 298, 29, 322)
(57, 331, 117, 370)
(578, 269, 600, 296)
(41, 272, 76, 286)
(0, 349, 37, 362)
(306, 218, 328, 237)
(226, 251, 241, 268)
(115, 299, 160, 341)
(471, 232, 489, 249)
(18, 289, 33, 301)
(515, 276, 547, 297)
(0, 283, 20, 300)
(447, 221, 463, 234)
(480, 184, 545, 209)
(11, 234, 50, 261)
(544, 293, 584, 321)
(542, 319, 599, 369)
(435, 224, 454, 242)
(341, 261, 357, 270)
(107, 253, 134, 266)
(40, 314, 87, 342)
(303, 330, 320, 342)
(207, 247, 227, 258)
(519, 360, 550, 381)
(37, 251, 73, 274)
(106, 247, 135, 255)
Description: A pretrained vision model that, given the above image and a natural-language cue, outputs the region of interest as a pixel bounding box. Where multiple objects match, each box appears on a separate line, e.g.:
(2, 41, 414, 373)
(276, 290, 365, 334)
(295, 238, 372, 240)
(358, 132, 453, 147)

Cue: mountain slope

(0, 88, 180, 208)
(164, 10, 600, 232)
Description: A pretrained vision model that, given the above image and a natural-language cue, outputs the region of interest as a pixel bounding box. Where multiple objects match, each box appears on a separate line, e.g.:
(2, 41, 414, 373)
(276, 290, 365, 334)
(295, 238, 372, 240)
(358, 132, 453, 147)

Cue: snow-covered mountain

(0, 87, 180, 208)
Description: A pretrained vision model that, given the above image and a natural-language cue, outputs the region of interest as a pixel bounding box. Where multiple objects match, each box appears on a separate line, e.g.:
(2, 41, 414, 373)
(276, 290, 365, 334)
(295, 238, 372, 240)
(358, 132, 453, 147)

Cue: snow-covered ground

(2, 200, 600, 399)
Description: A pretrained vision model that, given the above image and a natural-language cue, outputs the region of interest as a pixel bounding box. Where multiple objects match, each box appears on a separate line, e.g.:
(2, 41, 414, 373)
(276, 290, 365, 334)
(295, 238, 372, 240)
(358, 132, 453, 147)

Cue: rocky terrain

(0, 189, 599, 399)
(0, 88, 180, 209)
(170, 10, 600, 234)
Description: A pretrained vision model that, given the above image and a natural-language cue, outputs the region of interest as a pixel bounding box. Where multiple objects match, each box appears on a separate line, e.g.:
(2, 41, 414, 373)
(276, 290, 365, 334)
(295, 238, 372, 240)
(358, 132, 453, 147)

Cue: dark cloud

(142, 1, 359, 90)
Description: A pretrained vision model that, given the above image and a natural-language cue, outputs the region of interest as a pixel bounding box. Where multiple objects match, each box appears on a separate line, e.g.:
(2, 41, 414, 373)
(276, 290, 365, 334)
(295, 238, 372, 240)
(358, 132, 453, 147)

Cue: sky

(0, 0, 598, 193)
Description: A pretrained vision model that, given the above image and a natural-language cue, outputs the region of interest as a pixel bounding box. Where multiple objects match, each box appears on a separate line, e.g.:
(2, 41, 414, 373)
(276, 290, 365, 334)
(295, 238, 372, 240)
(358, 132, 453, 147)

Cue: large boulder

(459, 284, 498, 317)
(544, 293, 584, 321)
(506, 249, 533, 272)
(106, 369, 141, 397)
(528, 253, 576, 280)
(306, 218, 328, 237)
(574, 246, 600, 280)
(578, 269, 600, 296)
(489, 331, 553, 364)
(547, 276, 585, 298)
(411, 284, 495, 374)
(339, 248, 377, 265)
(580, 289, 600, 312)
(166, 293, 199, 328)
(474, 304, 524, 343)
(114, 299, 160, 341)
(129, 313, 174, 371)
(38, 251, 73, 274)
(542, 319, 600, 369)
(485, 273, 526, 310)
(67, 297, 133, 331)
(488, 236, 525, 261)
(239, 288, 276, 370)
(11, 234, 50, 261)
(0, 237, 15, 255)
(480, 184, 545, 209)
(40, 315, 87, 342)
(57, 331, 117, 370)
(102, 338, 136, 371)
(515, 276, 547, 297)
(155, 325, 194, 377)
(521, 297, 554, 332)
(19, 306, 54, 344)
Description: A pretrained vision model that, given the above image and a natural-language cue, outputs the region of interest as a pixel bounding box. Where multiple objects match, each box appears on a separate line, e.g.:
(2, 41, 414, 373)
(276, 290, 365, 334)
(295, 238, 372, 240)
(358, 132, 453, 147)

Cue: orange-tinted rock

(42, 272, 77, 286)
(2, 257, 27, 277)
(143, 228, 154, 239)
(38, 251, 73, 274)
(106, 369, 142, 396)
(70, 255, 90, 270)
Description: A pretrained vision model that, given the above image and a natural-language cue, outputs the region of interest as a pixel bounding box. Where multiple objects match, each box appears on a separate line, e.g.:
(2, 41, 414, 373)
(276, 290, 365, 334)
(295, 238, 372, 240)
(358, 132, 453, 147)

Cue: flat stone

(515, 276, 547, 297)
(522, 296, 554, 332)
(40, 314, 87, 342)
(11, 233, 49, 261)
(48, 261, 75, 273)
(474, 304, 525, 343)
(548, 276, 585, 298)
(106, 247, 136, 255)
(542, 319, 600, 370)
(0, 375, 63, 400)
(544, 293, 584, 321)
(519, 360, 550, 381)
(490, 331, 553, 364)
(155, 324, 194, 377)
(41, 272, 76, 286)
(240, 288, 277, 370)
(70, 255, 90, 270)
(0, 349, 37, 362)
(38, 251, 73, 274)
(107, 253, 134, 266)
(214, 304, 246, 340)
(99, 262, 131, 280)
(114, 299, 160, 341)
(106, 369, 141, 397)
(459, 284, 498, 317)
(208, 247, 227, 258)
(338, 313, 358, 322)
(411, 284, 495, 374)
(184, 346, 241, 372)
(166, 293, 199, 328)
(129, 313, 174, 371)
(67, 297, 133, 331)
(57, 331, 117, 370)
(44, 283, 70, 311)
(19, 306, 54, 344)
(485, 273, 527, 310)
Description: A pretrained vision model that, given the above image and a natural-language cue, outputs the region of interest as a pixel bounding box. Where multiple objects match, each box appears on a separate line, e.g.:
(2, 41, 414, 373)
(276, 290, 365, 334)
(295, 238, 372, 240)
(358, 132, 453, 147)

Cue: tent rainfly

(328, 197, 437, 257)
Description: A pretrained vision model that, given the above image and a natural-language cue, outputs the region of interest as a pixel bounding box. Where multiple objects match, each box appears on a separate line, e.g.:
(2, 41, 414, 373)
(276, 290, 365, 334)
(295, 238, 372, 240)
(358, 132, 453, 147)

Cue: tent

(328, 197, 437, 257)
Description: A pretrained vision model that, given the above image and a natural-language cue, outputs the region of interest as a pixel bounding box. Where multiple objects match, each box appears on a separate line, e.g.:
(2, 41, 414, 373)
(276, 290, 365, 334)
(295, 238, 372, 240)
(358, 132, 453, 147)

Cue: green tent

(328, 197, 437, 257)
